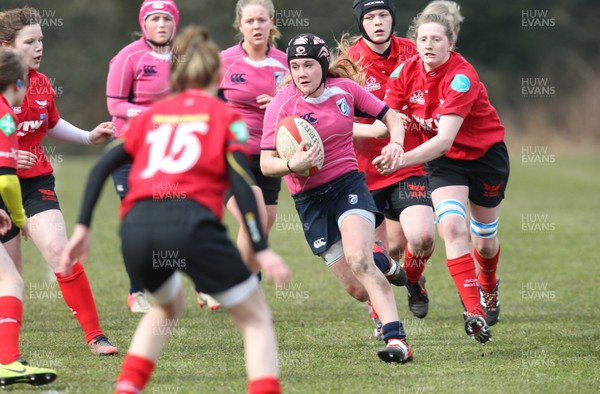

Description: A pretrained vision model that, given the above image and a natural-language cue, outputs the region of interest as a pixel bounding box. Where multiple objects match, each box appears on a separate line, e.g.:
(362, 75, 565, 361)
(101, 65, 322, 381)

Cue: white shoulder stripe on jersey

(303, 86, 351, 104)
(243, 57, 288, 70)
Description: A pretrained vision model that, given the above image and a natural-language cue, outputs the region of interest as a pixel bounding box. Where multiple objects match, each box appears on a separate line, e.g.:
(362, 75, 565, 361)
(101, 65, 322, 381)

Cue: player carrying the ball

(261, 33, 412, 363)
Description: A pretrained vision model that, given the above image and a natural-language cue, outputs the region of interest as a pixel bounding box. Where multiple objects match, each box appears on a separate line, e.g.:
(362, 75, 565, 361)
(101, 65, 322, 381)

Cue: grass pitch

(12, 153, 600, 393)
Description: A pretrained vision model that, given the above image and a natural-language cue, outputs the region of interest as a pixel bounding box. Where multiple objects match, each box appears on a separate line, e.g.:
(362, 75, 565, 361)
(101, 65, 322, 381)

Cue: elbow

(260, 163, 276, 177)
(439, 139, 454, 155)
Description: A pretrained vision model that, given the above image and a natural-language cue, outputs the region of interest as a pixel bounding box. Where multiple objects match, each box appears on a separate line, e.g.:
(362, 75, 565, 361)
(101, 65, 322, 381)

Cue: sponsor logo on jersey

(274, 71, 284, 87)
(229, 120, 249, 143)
(143, 65, 158, 75)
(35, 100, 48, 108)
(230, 73, 247, 83)
(450, 74, 470, 93)
(17, 119, 45, 134)
(365, 76, 381, 92)
(409, 90, 425, 105)
(300, 112, 317, 125)
(336, 98, 350, 116)
(313, 237, 326, 249)
(0, 114, 17, 136)
(0, 148, 18, 160)
(390, 63, 404, 78)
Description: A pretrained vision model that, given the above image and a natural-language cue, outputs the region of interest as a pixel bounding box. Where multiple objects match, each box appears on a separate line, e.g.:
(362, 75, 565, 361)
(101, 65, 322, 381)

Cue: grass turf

(11, 153, 600, 393)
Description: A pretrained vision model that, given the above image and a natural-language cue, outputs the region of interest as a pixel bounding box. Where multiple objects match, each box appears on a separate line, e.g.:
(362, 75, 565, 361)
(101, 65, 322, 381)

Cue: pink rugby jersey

(262, 77, 388, 195)
(106, 39, 172, 136)
(220, 43, 288, 154)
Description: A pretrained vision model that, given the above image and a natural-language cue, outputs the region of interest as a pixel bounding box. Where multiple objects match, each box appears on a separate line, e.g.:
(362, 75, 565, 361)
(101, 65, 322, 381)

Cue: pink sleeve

(349, 80, 387, 119)
(106, 50, 146, 119)
(261, 92, 287, 150)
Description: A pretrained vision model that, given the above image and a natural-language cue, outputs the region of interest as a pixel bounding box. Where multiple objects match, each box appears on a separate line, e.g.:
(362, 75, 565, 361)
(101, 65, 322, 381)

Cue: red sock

(54, 262, 102, 342)
(475, 246, 500, 293)
(248, 377, 281, 394)
(115, 354, 155, 394)
(447, 254, 483, 315)
(403, 246, 434, 284)
(0, 296, 22, 364)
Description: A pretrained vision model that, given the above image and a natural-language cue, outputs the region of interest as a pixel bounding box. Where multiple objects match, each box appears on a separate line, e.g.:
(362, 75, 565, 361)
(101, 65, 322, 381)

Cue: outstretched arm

(47, 118, 115, 145)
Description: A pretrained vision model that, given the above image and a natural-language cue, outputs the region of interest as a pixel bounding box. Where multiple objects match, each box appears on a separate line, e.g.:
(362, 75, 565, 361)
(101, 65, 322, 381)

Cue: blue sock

(373, 252, 391, 274)
(382, 321, 406, 343)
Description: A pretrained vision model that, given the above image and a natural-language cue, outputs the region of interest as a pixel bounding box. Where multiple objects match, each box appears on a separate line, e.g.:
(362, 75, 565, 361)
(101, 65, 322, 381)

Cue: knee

(441, 219, 469, 243)
(344, 283, 369, 302)
(409, 231, 435, 253)
(345, 250, 374, 276)
(387, 240, 405, 261)
(473, 238, 499, 258)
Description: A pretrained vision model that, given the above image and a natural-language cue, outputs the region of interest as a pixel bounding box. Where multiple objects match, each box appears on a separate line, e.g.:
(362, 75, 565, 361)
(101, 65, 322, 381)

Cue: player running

(0, 7, 117, 355)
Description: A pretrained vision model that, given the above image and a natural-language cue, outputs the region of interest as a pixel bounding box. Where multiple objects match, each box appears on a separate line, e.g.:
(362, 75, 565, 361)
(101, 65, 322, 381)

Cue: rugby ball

(275, 116, 324, 176)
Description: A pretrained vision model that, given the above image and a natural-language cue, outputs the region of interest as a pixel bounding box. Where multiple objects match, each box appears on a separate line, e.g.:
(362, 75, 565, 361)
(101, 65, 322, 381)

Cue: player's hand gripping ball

(275, 116, 324, 176)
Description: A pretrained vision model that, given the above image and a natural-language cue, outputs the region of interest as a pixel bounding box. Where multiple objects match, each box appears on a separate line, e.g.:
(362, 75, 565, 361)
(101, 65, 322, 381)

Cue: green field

(13, 153, 600, 393)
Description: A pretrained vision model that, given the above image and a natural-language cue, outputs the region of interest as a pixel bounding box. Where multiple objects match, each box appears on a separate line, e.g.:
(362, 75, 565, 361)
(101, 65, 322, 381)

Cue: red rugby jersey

(121, 89, 248, 220)
(0, 96, 19, 170)
(349, 36, 425, 190)
(13, 69, 61, 178)
(385, 52, 505, 160)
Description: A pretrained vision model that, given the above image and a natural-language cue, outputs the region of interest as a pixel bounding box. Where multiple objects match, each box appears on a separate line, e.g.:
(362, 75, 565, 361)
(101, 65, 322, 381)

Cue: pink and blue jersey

(106, 39, 172, 136)
(262, 78, 388, 194)
(220, 43, 287, 154)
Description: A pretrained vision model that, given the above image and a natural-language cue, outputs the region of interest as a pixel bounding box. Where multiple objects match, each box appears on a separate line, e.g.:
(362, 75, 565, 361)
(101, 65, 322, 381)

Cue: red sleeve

(225, 110, 249, 156)
(439, 68, 480, 118)
(384, 63, 407, 111)
(0, 112, 18, 169)
(122, 111, 147, 157)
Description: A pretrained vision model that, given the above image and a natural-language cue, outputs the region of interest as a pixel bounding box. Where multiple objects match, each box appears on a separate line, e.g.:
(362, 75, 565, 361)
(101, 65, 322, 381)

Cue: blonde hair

(0, 7, 41, 43)
(170, 25, 220, 93)
(233, 0, 282, 48)
(409, 12, 455, 45)
(0, 48, 26, 92)
(408, 1, 463, 42)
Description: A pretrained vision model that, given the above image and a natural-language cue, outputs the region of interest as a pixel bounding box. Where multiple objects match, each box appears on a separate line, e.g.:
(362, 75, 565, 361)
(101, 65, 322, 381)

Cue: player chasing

(375, 11, 509, 343)
(0, 48, 56, 388)
(60, 25, 289, 394)
(0, 6, 118, 356)
(347, 0, 435, 338)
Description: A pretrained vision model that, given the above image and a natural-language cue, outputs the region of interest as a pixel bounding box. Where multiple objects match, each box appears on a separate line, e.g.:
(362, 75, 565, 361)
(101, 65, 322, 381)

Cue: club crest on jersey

(451, 74, 470, 93)
(409, 90, 425, 105)
(365, 76, 381, 92)
(274, 71, 284, 87)
(0, 114, 17, 136)
(336, 98, 350, 116)
(348, 194, 358, 205)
